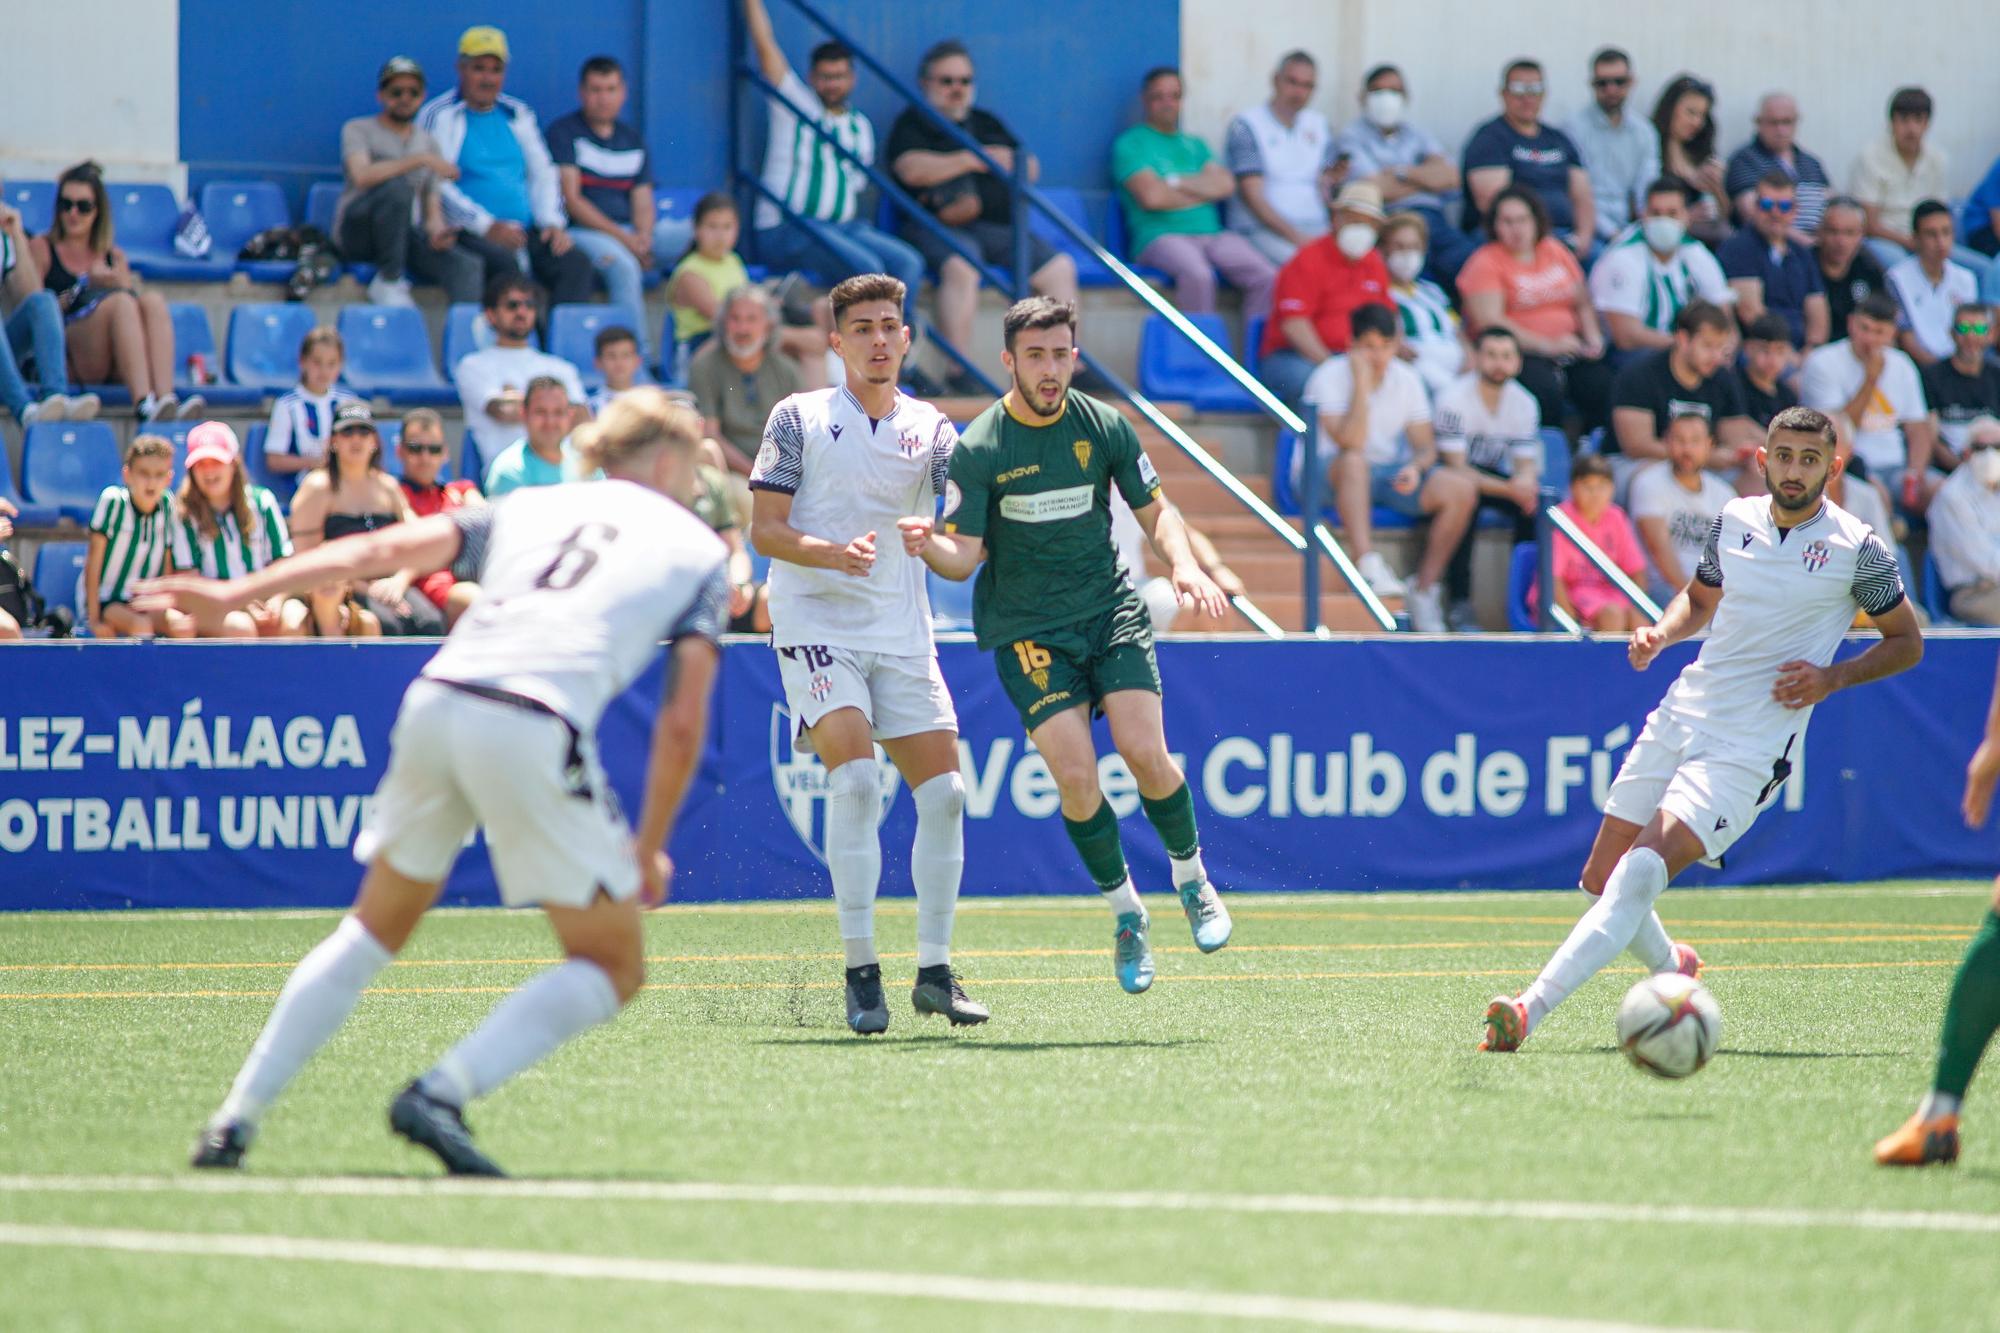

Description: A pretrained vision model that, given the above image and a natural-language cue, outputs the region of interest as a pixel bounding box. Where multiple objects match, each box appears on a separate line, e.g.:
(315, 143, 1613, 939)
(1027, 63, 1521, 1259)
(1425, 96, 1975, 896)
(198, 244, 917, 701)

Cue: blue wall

(178, 0, 1178, 207)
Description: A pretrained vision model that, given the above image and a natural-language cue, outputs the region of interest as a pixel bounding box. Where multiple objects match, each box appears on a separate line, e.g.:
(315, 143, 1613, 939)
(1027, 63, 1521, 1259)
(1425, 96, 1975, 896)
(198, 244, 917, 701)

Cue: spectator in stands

(1629, 409, 1735, 598)
(1543, 452, 1647, 631)
(264, 327, 361, 475)
(683, 430, 765, 632)
(1609, 300, 1758, 474)
(31, 163, 199, 424)
(287, 401, 438, 635)
(1801, 291, 1938, 507)
(1963, 151, 2000, 264)
(1929, 416, 2000, 623)
(586, 324, 644, 415)
(1304, 303, 1474, 631)
(1815, 196, 1888, 337)
(1739, 312, 1800, 426)
(1589, 175, 1734, 358)
(740, 0, 923, 315)
(1460, 58, 1593, 257)
(886, 39, 1078, 388)
(395, 407, 483, 628)
(1113, 67, 1276, 319)
(418, 25, 594, 307)
(1720, 172, 1829, 350)
(1378, 212, 1464, 396)
(666, 193, 829, 382)
(454, 273, 585, 467)
(1888, 200, 1979, 366)
(1436, 326, 1542, 623)
(1258, 181, 1391, 414)
(86, 434, 186, 638)
(1725, 92, 1829, 239)
(545, 56, 685, 353)
(170, 422, 292, 638)
(1849, 87, 1948, 268)
(1224, 50, 1337, 266)
(1650, 75, 1730, 246)
(1457, 184, 1611, 433)
(690, 284, 801, 476)
(334, 56, 475, 308)
(1333, 64, 1470, 283)
(483, 376, 578, 498)
(1, 190, 94, 425)
(1923, 302, 2000, 455)
(1564, 48, 1659, 246)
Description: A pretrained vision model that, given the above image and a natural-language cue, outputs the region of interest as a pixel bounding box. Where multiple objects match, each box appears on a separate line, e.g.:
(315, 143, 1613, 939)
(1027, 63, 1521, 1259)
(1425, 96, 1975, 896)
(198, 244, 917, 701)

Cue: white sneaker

(64, 393, 100, 422)
(174, 393, 207, 420)
(1407, 582, 1446, 633)
(367, 274, 418, 308)
(20, 395, 65, 427)
(1356, 550, 1407, 597)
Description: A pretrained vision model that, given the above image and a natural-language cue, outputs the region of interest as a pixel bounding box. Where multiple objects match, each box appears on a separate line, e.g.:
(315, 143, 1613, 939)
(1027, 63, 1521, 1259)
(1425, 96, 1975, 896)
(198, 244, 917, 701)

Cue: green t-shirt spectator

(1112, 124, 1222, 257)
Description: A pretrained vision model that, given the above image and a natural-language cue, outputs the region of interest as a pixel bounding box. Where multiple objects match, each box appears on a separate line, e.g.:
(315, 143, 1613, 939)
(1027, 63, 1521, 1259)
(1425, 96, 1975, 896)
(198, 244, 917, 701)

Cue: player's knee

(1579, 867, 1609, 897)
(1044, 754, 1101, 805)
(1125, 743, 1181, 792)
(828, 757, 881, 808)
(915, 770, 964, 823)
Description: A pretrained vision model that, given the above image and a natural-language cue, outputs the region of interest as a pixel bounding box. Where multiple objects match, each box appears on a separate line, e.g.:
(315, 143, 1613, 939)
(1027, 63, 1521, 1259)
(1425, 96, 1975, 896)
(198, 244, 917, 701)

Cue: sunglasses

(497, 298, 536, 311)
(1504, 81, 1545, 96)
(932, 75, 972, 87)
(1955, 322, 1992, 336)
(57, 197, 96, 215)
(401, 442, 445, 455)
(1757, 197, 1796, 213)
(383, 85, 424, 99)
(1592, 76, 1631, 89)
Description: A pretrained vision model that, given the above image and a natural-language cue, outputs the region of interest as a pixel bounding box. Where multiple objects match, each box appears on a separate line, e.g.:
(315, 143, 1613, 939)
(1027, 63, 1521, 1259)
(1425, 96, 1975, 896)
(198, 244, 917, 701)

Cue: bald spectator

(1333, 64, 1470, 282)
(1114, 67, 1274, 318)
(1563, 48, 1660, 244)
(1724, 91, 1830, 240)
(418, 25, 594, 307)
(1459, 57, 1594, 258)
(1930, 416, 2000, 623)
(1224, 51, 1338, 266)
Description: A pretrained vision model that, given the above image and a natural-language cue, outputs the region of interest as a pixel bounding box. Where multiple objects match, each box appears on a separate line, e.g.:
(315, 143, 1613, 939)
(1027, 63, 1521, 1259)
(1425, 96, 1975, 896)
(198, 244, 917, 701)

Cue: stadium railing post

(1300, 436, 1321, 635)
(1536, 489, 1559, 633)
(1011, 153, 1030, 302)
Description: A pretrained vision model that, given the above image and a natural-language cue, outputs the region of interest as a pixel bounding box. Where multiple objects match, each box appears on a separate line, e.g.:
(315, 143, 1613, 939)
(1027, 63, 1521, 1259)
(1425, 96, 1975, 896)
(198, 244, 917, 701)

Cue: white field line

(3, 1174, 1999, 1238)
(0, 1221, 1721, 1333)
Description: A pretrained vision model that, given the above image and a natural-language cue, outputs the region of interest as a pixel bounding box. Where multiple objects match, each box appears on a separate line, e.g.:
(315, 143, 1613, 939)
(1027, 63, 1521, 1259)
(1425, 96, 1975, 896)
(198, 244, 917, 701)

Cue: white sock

(1919, 1090, 1963, 1120)
(420, 959, 619, 1107)
(216, 915, 391, 1127)
(1170, 848, 1207, 888)
(1581, 882, 1676, 973)
(826, 758, 882, 967)
(1102, 876, 1144, 918)
(911, 771, 964, 969)
(1522, 847, 1669, 1030)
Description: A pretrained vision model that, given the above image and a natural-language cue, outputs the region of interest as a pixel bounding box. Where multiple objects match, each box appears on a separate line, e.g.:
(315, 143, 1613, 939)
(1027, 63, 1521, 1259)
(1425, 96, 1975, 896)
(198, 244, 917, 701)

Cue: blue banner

(2, 635, 1993, 910)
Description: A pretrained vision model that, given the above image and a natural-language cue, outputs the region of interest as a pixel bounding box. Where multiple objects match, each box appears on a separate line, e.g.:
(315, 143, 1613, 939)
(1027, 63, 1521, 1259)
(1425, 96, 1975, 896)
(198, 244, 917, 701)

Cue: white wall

(0, 0, 181, 185)
(1182, 0, 2000, 204)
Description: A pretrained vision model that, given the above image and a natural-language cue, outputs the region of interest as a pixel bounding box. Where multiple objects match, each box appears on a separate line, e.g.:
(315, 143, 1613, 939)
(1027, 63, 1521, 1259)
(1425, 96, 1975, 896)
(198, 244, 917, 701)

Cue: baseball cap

(332, 401, 376, 432)
(378, 56, 425, 88)
(1333, 181, 1387, 222)
(458, 26, 510, 62)
(184, 422, 240, 470)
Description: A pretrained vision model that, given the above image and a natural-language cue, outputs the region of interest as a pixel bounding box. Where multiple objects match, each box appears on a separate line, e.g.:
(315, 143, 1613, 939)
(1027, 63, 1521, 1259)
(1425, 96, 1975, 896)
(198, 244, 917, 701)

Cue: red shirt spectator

(1260, 232, 1391, 358)
(402, 474, 479, 608)
(393, 410, 483, 619)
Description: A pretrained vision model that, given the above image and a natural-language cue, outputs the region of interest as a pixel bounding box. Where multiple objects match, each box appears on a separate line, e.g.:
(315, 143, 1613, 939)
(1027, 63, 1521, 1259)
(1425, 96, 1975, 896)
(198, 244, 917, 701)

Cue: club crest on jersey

(1031, 667, 1050, 691)
(1800, 538, 1830, 572)
(769, 704, 900, 865)
(898, 429, 924, 458)
(1072, 440, 1091, 472)
(808, 673, 833, 702)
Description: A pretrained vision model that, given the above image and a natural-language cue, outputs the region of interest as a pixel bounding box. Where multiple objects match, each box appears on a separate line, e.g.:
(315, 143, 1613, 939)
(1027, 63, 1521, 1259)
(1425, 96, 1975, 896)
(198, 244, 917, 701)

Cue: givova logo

(769, 704, 899, 863)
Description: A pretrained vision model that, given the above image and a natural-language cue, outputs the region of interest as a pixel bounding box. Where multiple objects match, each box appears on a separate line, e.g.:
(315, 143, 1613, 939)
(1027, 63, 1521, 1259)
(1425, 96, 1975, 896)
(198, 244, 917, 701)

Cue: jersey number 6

(533, 523, 620, 591)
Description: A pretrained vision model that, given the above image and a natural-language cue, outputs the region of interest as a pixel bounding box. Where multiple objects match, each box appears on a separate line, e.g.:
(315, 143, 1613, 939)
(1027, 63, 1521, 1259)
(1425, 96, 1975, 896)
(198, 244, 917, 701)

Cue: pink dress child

(1543, 497, 1648, 622)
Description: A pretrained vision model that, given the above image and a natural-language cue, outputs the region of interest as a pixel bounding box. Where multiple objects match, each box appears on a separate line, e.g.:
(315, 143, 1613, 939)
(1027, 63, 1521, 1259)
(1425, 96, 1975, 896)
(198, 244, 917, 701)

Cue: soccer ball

(1615, 974, 1722, 1079)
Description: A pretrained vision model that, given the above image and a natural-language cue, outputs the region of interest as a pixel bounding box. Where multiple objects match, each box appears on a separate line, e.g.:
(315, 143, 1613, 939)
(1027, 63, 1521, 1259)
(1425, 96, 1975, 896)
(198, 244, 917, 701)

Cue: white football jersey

(1660, 495, 1904, 755)
(751, 386, 957, 656)
(424, 480, 730, 730)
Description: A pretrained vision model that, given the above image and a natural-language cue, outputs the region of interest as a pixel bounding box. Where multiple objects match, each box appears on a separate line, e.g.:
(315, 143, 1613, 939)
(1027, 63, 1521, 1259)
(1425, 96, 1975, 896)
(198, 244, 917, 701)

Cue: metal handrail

(1538, 502, 1664, 634)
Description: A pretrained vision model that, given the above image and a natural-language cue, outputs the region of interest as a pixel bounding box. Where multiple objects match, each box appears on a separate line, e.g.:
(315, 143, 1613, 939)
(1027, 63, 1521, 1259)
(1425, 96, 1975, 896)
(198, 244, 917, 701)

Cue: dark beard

(1011, 372, 1067, 418)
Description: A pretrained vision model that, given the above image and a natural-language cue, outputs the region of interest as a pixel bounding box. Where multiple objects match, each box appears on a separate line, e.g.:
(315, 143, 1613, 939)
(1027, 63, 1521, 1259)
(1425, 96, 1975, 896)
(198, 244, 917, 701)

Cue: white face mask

(1386, 249, 1424, 283)
(1337, 224, 1378, 260)
(1972, 447, 2000, 488)
(1364, 89, 1405, 130)
(1641, 215, 1686, 254)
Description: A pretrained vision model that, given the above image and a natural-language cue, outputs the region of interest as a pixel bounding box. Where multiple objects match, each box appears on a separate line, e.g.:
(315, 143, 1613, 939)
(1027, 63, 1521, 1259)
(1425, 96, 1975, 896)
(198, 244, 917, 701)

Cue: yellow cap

(458, 25, 510, 62)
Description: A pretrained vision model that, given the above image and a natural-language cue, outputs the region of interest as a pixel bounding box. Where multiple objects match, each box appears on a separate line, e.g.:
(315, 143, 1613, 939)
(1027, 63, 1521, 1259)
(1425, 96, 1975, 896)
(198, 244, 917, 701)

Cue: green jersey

(88, 486, 175, 603)
(170, 485, 292, 580)
(945, 390, 1163, 650)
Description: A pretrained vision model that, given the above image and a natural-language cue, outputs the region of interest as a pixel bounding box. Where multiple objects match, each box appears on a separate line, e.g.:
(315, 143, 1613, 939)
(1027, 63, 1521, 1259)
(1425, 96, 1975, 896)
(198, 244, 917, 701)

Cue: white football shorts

(1602, 707, 1797, 860)
(775, 644, 957, 752)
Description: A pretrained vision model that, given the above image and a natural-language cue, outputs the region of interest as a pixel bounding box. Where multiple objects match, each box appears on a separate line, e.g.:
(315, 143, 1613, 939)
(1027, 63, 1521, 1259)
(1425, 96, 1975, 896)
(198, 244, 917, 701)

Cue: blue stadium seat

(1101, 197, 1168, 281)
(373, 419, 405, 477)
(226, 304, 319, 392)
(166, 303, 262, 407)
(1538, 427, 1573, 484)
(337, 305, 454, 404)
(304, 181, 341, 234)
(149, 421, 194, 486)
(1270, 427, 1415, 530)
(655, 188, 704, 234)
(108, 182, 219, 281)
(32, 542, 88, 621)
(241, 425, 297, 509)
(0, 443, 59, 528)
(5, 181, 54, 235)
(1137, 313, 1260, 413)
(549, 304, 645, 390)
(442, 303, 491, 372)
(1923, 549, 1957, 625)
(1029, 187, 1119, 288)
(1244, 315, 1267, 380)
(457, 430, 489, 494)
(200, 180, 294, 282)
(1507, 542, 1540, 631)
(22, 422, 122, 524)
(928, 568, 976, 630)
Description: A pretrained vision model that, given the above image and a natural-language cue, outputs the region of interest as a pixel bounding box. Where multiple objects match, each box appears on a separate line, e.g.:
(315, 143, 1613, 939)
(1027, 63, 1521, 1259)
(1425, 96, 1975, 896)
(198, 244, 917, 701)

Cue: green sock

(1140, 782, 1200, 862)
(1934, 909, 2000, 1099)
(1062, 798, 1129, 891)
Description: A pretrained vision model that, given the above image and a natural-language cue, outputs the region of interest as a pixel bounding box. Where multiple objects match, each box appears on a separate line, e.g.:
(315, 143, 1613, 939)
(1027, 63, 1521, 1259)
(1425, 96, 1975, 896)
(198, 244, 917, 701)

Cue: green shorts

(992, 594, 1161, 733)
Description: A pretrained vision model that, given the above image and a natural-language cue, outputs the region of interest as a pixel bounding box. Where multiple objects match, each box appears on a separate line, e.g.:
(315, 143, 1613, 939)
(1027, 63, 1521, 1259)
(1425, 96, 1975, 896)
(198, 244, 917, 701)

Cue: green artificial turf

(1, 883, 1996, 1331)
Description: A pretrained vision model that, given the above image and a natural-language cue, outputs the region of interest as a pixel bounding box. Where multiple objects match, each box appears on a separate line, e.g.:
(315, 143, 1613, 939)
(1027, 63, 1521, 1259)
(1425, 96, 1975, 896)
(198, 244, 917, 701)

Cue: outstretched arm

(134, 514, 464, 621)
(741, 0, 790, 85)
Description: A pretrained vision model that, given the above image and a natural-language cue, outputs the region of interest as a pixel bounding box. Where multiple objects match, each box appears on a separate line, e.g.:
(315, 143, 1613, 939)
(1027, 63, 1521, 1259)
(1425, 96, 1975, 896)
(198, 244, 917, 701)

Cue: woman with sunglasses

(1651, 76, 1731, 246)
(28, 161, 202, 423)
(288, 400, 442, 635)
